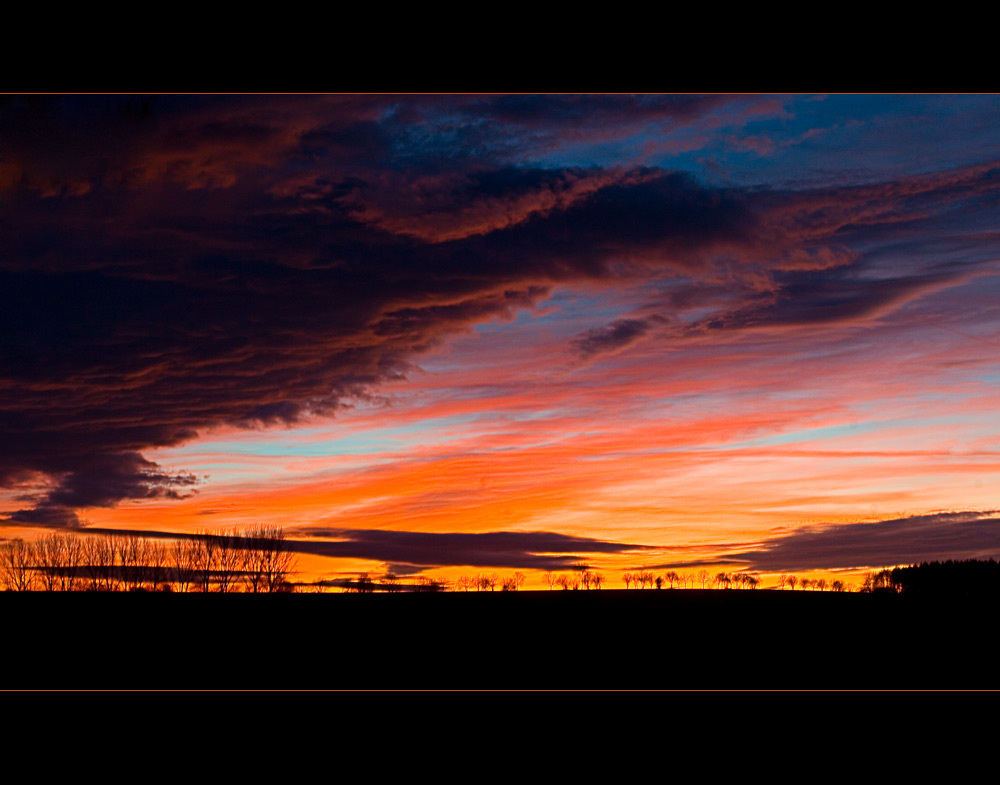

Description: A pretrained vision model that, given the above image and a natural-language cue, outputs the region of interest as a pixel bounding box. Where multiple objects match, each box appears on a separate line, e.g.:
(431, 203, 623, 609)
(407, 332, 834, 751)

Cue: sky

(3, 93, 1000, 589)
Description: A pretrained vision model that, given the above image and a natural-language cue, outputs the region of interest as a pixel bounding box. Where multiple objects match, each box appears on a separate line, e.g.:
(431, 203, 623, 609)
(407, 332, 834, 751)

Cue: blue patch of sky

(714, 413, 986, 451)
(528, 95, 1000, 192)
(436, 288, 635, 348)
(165, 414, 486, 459)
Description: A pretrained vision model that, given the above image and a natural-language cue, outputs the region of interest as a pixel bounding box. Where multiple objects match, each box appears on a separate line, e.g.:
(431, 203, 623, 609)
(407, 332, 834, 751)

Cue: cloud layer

(3, 95, 1000, 560)
(721, 511, 1000, 572)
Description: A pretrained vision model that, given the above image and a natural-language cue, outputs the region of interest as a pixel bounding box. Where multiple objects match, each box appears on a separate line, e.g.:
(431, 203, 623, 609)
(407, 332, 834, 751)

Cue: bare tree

(34, 533, 64, 591)
(213, 528, 243, 593)
(84, 535, 115, 591)
(381, 572, 401, 592)
(193, 531, 219, 592)
(591, 572, 604, 589)
(787, 575, 798, 591)
(416, 576, 443, 592)
(500, 572, 526, 591)
(60, 534, 84, 591)
(241, 524, 296, 593)
(147, 540, 168, 590)
(0, 540, 36, 591)
(120, 535, 148, 591)
(171, 538, 199, 592)
(353, 572, 374, 593)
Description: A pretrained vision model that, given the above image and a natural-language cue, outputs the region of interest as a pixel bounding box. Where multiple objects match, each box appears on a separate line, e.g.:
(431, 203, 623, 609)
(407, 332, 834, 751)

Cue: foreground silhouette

(1, 586, 996, 689)
(0, 526, 296, 593)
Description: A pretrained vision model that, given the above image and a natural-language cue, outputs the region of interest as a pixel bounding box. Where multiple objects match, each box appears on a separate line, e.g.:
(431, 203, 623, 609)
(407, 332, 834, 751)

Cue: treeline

(618, 570, 850, 591)
(344, 568, 859, 593)
(0, 526, 296, 593)
(867, 559, 1000, 596)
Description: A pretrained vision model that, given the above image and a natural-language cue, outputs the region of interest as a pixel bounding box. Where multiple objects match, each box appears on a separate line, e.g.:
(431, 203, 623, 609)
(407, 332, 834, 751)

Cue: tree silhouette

(242, 524, 297, 593)
(0, 539, 35, 591)
(171, 538, 199, 592)
(212, 529, 243, 593)
(380, 572, 401, 592)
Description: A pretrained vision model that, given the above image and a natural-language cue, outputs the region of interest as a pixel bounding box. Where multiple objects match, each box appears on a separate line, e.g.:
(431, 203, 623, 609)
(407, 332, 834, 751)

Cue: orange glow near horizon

(28, 293, 997, 592)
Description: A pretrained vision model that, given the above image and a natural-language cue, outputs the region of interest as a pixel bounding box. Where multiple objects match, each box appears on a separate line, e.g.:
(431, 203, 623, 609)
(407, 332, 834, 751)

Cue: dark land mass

(2, 589, 993, 690)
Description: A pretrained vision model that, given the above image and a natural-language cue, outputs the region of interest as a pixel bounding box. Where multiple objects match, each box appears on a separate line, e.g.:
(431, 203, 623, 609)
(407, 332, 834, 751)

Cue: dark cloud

(722, 511, 1000, 572)
(70, 526, 653, 572)
(2, 96, 999, 525)
(695, 267, 972, 332)
(297, 528, 653, 570)
(573, 319, 650, 358)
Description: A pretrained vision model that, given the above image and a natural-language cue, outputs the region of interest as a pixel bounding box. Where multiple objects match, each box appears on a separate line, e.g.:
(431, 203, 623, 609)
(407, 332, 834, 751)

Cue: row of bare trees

(455, 572, 528, 591)
(0, 526, 296, 593)
(777, 574, 853, 591)
(616, 570, 762, 590)
(543, 571, 606, 590)
(616, 570, 856, 591)
(342, 572, 446, 593)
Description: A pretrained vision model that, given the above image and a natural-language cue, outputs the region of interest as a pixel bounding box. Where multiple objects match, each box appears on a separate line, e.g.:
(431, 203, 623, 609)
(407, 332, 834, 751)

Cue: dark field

(2, 589, 993, 689)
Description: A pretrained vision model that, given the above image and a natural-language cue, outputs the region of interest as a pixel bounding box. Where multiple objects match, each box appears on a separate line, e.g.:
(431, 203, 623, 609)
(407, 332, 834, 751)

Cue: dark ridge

(2, 589, 994, 689)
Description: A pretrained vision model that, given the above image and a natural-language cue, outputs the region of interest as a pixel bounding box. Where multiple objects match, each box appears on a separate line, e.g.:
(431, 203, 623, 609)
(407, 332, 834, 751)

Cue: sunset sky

(3, 94, 1000, 588)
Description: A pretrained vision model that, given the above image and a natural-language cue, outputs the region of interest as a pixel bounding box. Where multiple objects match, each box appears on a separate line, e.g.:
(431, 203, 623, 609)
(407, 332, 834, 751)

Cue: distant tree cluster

(616, 569, 763, 590)
(855, 561, 998, 594)
(0, 526, 297, 593)
(451, 572, 527, 592)
(878, 560, 1000, 596)
(539, 570, 605, 590)
(860, 569, 900, 593)
(775, 574, 853, 591)
(342, 572, 446, 592)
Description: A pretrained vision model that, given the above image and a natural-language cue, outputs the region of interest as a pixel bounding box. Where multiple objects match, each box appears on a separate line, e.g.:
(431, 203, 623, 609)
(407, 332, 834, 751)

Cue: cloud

(298, 528, 653, 570)
(572, 319, 650, 358)
(722, 510, 1000, 571)
(3, 96, 1000, 526)
(694, 268, 977, 332)
(73, 526, 654, 572)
